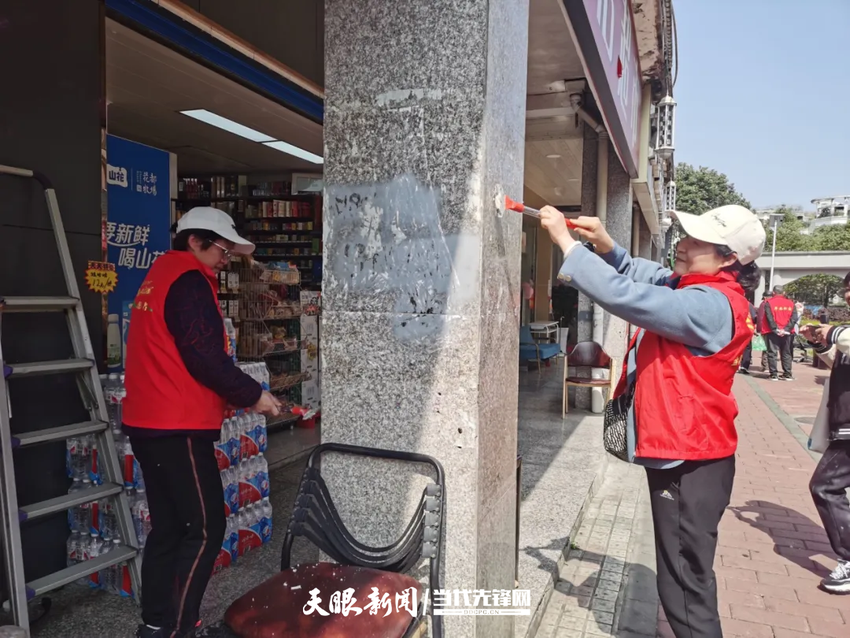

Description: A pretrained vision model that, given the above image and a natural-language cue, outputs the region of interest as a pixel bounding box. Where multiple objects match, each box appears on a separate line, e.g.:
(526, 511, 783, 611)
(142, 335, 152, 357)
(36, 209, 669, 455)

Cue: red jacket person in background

(540, 204, 765, 638)
(122, 207, 281, 638)
(764, 285, 799, 380)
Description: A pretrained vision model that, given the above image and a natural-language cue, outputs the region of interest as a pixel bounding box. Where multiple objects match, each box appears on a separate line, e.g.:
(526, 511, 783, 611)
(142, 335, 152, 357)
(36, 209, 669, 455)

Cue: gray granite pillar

(602, 151, 634, 388)
(322, 2, 528, 636)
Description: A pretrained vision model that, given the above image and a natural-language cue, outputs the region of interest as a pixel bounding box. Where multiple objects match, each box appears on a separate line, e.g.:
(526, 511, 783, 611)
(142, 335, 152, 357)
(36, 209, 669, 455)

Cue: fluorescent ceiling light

(263, 141, 323, 165)
(180, 109, 275, 143)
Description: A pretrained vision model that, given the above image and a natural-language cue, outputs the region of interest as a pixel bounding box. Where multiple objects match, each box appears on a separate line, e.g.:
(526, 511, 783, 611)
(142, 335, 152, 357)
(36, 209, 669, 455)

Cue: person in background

(756, 292, 773, 372)
(804, 270, 850, 594)
(539, 203, 764, 638)
(738, 300, 759, 375)
(764, 285, 798, 380)
(122, 207, 282, 638)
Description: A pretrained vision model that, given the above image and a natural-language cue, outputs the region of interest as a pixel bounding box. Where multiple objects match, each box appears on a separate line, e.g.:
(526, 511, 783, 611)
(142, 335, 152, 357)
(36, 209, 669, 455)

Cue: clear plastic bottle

(108, 538, 124, 595)
(87, 533, 102, 588)
(79, 479, 94, 533)
(67, 478, 84, 532)
(133, 488, 151, 548)
(106, 373, 121, 432)
(98, 535, 113, 590)
(256, 414, 268, 454)
(260, 497, 273, 544)
(255, 453, 270, 500)
(66, 531, 81, 567)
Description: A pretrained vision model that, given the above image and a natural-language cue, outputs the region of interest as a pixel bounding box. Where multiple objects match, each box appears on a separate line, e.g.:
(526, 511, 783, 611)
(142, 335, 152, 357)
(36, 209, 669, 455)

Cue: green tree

(675, 163, 752, 214)
(785, 274, 845, 307)
(765, 207, 814, 252)
(811, 223, 850, 251)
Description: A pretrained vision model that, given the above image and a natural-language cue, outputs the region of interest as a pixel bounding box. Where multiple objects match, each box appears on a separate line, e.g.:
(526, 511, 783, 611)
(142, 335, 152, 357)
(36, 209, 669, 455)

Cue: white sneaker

(822, 560, 850, 594)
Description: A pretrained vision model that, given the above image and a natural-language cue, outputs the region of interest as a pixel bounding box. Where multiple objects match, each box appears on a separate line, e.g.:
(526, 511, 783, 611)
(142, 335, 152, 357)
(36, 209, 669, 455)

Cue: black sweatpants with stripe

(646, 455, 735, 638)
(131, 436, 226, 635)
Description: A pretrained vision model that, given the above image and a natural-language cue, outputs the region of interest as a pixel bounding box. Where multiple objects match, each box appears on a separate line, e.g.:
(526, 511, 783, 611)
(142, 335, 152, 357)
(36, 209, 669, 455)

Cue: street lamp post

(768, 213, 783, 291)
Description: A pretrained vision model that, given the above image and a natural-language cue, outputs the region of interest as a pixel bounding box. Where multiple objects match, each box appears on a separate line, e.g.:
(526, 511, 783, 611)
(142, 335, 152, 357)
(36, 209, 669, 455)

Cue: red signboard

(562, 0, 642, 178)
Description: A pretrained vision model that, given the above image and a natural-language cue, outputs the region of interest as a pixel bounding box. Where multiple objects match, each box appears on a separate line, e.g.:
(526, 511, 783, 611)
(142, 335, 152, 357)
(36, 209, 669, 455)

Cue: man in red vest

(122, 207, 281, 638)
(765, 285, 799, 380)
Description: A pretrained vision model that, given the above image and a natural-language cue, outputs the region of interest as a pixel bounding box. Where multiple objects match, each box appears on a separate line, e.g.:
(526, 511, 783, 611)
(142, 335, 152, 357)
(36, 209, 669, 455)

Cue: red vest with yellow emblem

(122, 251, 227, 432)
(616, 272, 754, 461)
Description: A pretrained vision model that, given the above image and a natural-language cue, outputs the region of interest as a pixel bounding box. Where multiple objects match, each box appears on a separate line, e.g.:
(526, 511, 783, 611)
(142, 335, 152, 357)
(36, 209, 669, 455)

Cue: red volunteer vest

(757, 302, 770, 335)
(615, 272, 754, 461)
(122, 251, 227, 432)
(767, 295, 795, 331)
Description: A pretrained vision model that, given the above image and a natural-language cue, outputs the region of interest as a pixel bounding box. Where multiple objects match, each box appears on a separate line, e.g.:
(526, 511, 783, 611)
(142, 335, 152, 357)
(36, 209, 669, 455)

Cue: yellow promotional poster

(85, 261, 118, 294)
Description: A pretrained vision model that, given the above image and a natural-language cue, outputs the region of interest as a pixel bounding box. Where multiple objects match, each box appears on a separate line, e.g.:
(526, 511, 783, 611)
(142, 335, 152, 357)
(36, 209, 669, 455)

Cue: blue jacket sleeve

(559, 244, 734, 350)
(599, 244, 675, 286)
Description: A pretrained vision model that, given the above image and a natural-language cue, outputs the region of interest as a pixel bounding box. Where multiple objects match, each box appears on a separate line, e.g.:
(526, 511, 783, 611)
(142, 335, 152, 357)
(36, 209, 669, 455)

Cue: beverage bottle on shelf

(239, 415, 257, 461)
(66, 530, 81, 567)
(105, 373, 121, 432)
(79, 437, 93, 485)
(98, 535, 113, 590)
(88, 435, 101, 485)
(133, 452, 145, 491)
(113, 375, 127, 432)
(76, 534, 92, 586)
(260, 363, 270, 392)
(215, 419, 231, 472)
(228, 515, 239, 564)
(79, 479, 94, 533)
(214, 516, 236, 574)
(256, 415, 268, 454)
(110, 538, 133, 597)
(133, 489, 151, 548)
(221, 468, 235, 517)
(260, 498, 273, 545)
(67, 478, 84, 532)
(87, 533, 103, 588)
(253, 453, 270, 500)
(236, 510, 249, 558)
(66, 437, 80, 479)
(238, 505, 262, 556)
(227, 418, 240, 468)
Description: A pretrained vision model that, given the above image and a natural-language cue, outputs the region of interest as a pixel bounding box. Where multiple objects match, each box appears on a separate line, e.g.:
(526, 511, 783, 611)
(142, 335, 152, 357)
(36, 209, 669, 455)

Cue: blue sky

(673, 0, 850, 209)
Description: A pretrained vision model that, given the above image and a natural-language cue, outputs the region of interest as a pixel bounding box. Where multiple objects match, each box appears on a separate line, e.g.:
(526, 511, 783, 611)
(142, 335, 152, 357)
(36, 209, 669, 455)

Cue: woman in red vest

(540, 204, 765, 638)
(123, 207, 281, 638)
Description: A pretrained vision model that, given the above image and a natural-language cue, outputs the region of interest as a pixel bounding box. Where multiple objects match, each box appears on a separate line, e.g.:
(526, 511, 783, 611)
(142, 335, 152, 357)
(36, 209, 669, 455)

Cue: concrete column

(322, 2, 528, 636)
(602, 151, 634, 389)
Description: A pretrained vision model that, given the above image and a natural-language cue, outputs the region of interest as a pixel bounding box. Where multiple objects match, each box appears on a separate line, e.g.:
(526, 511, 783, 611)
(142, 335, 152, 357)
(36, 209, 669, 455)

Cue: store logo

(107, 164, 128, 188)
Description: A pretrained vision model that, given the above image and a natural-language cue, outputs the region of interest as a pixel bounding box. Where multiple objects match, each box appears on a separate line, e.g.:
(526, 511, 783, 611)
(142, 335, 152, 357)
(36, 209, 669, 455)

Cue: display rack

(236, 258, 307, 429)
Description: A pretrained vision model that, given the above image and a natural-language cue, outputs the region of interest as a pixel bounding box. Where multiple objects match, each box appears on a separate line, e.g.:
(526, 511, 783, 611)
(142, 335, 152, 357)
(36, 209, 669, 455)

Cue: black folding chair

(225, 443, 446, 638)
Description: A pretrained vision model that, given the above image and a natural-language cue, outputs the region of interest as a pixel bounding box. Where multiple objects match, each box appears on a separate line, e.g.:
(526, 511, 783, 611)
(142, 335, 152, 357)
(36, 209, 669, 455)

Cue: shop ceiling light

(263, 140, 323, 165)
(179, 109, 275, 143)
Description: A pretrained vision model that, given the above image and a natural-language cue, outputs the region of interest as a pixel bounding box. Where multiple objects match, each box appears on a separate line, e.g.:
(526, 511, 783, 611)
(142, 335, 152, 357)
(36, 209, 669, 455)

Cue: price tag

(85, 261, 118, 293)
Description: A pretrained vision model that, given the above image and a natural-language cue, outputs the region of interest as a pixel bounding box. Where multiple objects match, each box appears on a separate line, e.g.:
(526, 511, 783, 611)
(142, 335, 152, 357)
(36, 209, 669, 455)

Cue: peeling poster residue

(325, 174, 479, 341)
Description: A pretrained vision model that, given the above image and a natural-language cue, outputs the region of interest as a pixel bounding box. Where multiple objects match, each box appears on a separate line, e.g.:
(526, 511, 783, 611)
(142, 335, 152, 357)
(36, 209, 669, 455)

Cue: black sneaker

(770, 375, 779, 381)
(781, 375, 795, 381)
(821, 560, 850, 594)
(738, 368, 750, 375)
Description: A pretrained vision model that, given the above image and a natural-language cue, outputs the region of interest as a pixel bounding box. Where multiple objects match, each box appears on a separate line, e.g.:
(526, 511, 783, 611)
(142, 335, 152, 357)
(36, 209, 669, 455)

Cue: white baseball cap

(672, 205, 765, 266)
(175, 207, 255, 255)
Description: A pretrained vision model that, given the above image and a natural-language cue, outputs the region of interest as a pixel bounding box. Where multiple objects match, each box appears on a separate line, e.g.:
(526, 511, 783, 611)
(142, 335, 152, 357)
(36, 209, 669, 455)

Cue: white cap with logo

(672, 205, 766, 265)
(175, 207, 255, 255)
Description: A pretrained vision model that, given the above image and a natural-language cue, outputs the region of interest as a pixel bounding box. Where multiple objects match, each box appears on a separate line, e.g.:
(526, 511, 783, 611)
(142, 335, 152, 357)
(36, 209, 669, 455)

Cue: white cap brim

(214, 226, 255, 255)
(175, 208, 255, 255)
(671, 211, 727, 246)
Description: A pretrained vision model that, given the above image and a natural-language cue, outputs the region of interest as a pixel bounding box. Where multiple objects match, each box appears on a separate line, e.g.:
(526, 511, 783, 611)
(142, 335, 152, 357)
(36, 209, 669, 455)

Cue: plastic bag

(751, 334, 767, 352)
(808, 378, 831, 454)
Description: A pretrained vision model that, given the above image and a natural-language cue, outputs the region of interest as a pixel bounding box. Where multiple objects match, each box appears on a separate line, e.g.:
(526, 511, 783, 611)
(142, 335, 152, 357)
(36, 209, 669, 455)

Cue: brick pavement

(532, 362, 847, 638)
(702, 375, 849, 638)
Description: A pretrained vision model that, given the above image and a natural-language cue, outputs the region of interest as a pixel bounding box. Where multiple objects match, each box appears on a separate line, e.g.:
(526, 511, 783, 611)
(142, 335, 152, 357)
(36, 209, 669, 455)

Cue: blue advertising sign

(106, 135, 171, 369)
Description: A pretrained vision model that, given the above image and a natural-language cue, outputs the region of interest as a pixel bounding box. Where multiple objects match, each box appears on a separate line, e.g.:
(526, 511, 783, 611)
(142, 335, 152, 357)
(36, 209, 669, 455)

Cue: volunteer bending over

(539, 205, 765, 638)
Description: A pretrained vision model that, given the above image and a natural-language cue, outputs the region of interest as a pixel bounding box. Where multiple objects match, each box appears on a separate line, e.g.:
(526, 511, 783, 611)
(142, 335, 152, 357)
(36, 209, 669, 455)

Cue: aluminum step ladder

(0, 164, 141, 632)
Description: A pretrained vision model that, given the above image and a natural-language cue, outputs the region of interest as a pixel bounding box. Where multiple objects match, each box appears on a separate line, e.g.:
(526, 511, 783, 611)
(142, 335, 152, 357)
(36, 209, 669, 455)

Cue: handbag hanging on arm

(603, 383, 634, 462)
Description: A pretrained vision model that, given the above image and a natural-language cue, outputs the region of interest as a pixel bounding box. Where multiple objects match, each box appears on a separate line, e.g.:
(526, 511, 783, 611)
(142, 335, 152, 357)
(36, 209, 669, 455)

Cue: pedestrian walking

(738, 301, 758, 374)
(539, 204, 765, 638)
(764, 285, 798, 380)
(805, 271, 850, 594)
(756, 293, 772, 371)
(122, 207, 282, 638)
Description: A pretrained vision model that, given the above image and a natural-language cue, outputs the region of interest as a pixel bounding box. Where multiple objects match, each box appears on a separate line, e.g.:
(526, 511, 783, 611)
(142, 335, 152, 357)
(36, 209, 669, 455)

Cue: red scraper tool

(504, 197, 576, 228)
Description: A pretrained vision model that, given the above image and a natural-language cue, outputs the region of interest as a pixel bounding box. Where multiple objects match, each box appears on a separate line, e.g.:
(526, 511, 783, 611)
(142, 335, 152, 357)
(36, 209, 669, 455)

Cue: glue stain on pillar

(325, 174, 480, 342)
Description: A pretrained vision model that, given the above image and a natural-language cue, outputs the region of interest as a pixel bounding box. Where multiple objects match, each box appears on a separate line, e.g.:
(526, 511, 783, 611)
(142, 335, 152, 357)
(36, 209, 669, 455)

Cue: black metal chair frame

(281, 442, 446, 638)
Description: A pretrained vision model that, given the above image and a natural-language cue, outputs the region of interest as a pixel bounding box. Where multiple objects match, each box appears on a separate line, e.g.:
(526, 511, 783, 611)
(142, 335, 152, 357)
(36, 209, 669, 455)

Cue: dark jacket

(811, 326, 850, 441)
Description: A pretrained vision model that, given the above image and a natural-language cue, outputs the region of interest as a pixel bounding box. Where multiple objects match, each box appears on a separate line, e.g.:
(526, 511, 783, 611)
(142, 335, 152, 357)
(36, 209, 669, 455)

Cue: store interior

(105, 18, 324, 468)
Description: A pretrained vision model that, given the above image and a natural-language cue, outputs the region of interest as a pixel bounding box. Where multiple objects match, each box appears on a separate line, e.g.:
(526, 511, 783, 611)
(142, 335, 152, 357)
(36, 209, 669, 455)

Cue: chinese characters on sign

(302, 588, 531, 617)
(106, 221, 165, 271)
(84, 261, 118, 294)
(134, 170, 158, 196)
